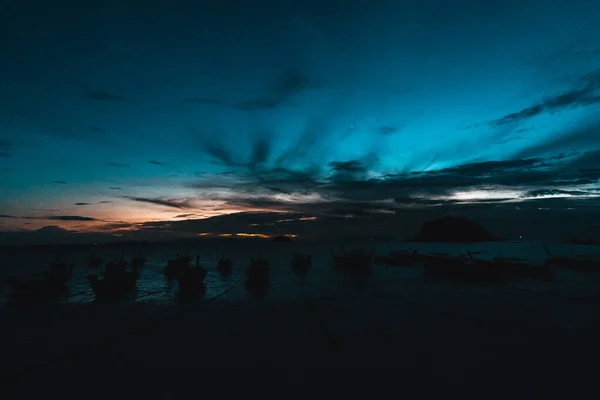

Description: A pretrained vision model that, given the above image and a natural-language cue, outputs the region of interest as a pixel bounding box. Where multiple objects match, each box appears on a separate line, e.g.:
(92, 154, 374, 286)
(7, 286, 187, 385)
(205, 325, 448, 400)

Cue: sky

(2, 0, 600, 244)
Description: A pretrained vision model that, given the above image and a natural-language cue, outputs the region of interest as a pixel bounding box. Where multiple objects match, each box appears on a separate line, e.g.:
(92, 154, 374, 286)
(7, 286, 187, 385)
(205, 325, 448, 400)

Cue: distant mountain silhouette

(407, 216, 501, 243)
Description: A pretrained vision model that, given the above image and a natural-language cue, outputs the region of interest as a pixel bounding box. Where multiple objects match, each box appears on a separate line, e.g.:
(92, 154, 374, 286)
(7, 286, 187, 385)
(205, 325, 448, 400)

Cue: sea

(2, 238, 600, 308)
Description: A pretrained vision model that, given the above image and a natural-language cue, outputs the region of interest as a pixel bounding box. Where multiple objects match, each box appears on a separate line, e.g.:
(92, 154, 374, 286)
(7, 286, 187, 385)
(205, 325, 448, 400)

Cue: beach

(1, 240, 600, 398)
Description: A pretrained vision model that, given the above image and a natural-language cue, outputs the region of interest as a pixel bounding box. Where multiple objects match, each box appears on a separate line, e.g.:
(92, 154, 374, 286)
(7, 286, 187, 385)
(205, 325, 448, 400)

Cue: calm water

(2, 239, 600, 308)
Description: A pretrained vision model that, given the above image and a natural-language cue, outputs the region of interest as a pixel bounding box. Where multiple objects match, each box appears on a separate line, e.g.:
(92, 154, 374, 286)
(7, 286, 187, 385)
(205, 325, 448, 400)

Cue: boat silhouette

(87, 255, 140, 300)
(246, 256, 270, 292)
(217, 254, 233, 276)
(164, 254, 191, 279)
(5, 261, 73, 303)
(177, 256, 207, 294)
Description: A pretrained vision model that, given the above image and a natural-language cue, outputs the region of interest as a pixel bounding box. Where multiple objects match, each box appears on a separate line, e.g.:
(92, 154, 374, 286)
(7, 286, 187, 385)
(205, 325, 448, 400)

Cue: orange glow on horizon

(9, 206, 295, 233)
(55, 199, 288, 230)
(196, 232, 299, 239)
(234, 233, 271, 239)
(7, 193, 314, 234)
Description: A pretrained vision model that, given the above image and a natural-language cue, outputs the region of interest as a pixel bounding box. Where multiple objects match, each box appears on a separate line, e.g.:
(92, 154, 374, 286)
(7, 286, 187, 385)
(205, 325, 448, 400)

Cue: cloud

(107, 222, 136, 229)
(75, 201, 111, 206)
(149, 160, 169, 166)
(248, 133, 272, 171)
(274, 117, 326, 166)
(94, 222, 137, 231)
(378, 126, 397, 135)
(123, 196, 194, 210)
(270, 70, 312, 99)
(394, 196, 449, 206)
(85, 90, 128, 102)
(200, 138, 242, 167)
(516, 119, 600, 159)
(327, 160, 370, 183)
(523, 188, 590, 198)
(0, 214, 37, 220)
(329, 160, 366, 173)
(1, 214, 100, 221)
(174, 213, 196, 218)
(186, 70, 315, 111)
(481, 70, 600, 127)
(250, 167, 322, 192)
(187, 152, 600, 218)
(45, 215, 99, 221)
(265, 186, 293, 194)
(198, 130, 275, 171)
(136, 211, 319, 235)
(328, 156, 380, 183)
(564, 149, 600, 176)
(439, 158, 542, 177)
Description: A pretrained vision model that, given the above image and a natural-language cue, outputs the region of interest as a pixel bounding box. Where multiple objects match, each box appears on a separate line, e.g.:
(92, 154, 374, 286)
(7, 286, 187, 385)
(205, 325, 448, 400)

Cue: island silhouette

(407, 216, 501, 242)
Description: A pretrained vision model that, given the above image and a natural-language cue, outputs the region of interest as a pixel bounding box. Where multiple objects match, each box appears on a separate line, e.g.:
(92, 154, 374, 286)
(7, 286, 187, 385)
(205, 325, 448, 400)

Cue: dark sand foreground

(1, 266, 600, 399)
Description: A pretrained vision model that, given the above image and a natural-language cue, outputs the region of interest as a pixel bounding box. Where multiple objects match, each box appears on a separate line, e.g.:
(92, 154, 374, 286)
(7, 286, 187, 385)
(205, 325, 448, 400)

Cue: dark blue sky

(2, 0, 600, 243)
